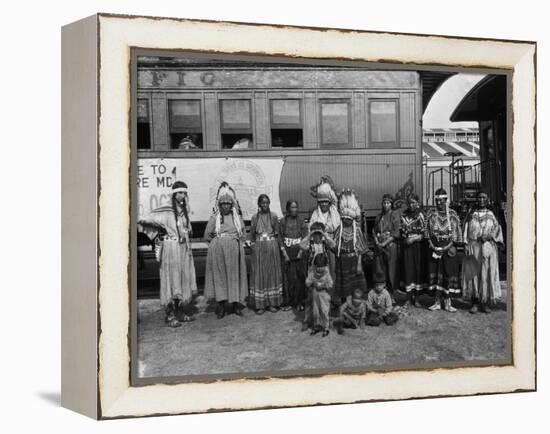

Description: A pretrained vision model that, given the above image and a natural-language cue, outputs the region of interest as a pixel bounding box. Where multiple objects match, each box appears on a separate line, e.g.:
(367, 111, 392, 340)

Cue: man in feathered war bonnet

(334, 188, 370, 305)
(138, 181, 198, 328)
(203, 182, 248, 318)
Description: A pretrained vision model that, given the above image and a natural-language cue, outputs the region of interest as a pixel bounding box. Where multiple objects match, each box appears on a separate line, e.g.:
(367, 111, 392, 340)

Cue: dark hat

(171, 181, 188, 196)
(382, 193, 394, 203)
(435, 187, 448, 198)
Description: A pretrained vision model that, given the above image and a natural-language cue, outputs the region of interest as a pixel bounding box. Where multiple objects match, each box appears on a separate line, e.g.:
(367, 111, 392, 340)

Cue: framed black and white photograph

(61, 13, 536, 419)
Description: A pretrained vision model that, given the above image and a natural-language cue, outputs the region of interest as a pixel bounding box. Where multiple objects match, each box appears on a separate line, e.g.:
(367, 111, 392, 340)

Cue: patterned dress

(372, 210, 400, 293)
(279, 215, 307, 307)
(139, 206, 198, 307)
(400, 209, 426, 293)
(425, 208, 462, 295)
(462, 209, 503, 303)
(249, 212, 283, 309)
(334, 223, 368, 300)
(203, 213, 248, 303)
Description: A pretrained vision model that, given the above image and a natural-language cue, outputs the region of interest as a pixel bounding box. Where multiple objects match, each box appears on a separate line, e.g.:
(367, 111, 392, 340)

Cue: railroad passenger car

(136, 59, 426, 221)
(135, 57, 507, 295)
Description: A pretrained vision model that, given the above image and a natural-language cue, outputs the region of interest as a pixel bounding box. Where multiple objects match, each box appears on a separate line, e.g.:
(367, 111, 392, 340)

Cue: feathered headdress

(213, 181, 242, 236)
(310, 175, 337, 205)
(308, 176, 341, 233)
(338, 188, 361, 221)
(336, 189, 362, 257)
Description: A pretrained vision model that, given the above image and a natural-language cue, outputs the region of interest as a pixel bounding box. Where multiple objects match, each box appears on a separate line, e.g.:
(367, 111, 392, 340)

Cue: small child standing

(335, 288, 366, 335)
(304, 253, 333, 337)
(366, 272, 399, 326)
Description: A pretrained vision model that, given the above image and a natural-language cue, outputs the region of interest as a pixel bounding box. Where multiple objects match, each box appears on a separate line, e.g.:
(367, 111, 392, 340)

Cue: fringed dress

(279, 215, 307, 308)
(462, 209, 503, 304)
(203, 213, 248, 304)
(249, 212, 283, 309)
(139, 206, 197, 307)
(334, 223, 368, 300)
(400, 209, 427, 293)
(425, 208, 462, 296)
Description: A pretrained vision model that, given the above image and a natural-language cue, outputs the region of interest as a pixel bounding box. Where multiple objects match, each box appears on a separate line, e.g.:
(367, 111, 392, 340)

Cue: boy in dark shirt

(366, 272, 399, 326)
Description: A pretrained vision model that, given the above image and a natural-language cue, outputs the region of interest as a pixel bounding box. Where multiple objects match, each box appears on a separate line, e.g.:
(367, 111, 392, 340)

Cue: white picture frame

(61, 13, 536, 419)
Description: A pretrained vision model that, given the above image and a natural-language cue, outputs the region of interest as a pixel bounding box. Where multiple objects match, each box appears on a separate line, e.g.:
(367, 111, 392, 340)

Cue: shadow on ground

(37, 392, 61, 407)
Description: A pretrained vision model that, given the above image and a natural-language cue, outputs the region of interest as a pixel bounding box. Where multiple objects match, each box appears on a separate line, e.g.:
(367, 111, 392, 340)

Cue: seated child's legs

(366, 312, 382, 326)
(342, 314, 359, 328)
(383, 312, 399, 326)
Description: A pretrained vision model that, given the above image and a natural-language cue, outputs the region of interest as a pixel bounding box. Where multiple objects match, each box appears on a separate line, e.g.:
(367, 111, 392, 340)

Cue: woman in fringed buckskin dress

(139, 181, 197, 328)
(462, 191, 504, 313)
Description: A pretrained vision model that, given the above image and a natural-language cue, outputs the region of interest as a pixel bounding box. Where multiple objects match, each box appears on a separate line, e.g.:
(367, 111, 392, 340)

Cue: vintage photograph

(133, 53, 510, 381)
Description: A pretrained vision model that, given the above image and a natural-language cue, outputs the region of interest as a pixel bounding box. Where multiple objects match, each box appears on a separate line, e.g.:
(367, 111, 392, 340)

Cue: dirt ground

(137, 284, 509, 379)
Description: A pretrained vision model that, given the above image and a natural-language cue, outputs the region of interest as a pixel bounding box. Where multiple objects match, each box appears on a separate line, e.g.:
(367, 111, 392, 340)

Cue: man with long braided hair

(139, 181, 197, 327)
(425, 188, 463, 312)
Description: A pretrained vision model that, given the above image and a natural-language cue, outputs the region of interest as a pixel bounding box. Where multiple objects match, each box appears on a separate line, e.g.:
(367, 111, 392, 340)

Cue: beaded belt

(284, 237, 301, 247)
(339, 252, 358, 258)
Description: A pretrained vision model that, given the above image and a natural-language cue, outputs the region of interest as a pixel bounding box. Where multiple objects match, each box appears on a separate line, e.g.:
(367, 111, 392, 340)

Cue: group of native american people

(138, 178, 504, 336)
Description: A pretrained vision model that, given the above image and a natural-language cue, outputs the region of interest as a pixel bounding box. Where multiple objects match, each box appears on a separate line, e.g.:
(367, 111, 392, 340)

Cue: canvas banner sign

(137, 157, 285, 221)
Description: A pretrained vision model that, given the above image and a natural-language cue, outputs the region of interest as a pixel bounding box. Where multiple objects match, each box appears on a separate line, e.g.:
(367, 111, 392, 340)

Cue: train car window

(137, 98, 151, 149)
(220, 99, 253, 149)
(168, 100, 203, 150)
(369, 100, 399, 148)
(320, 100, 351, 148)
(270, 99, 303, 148)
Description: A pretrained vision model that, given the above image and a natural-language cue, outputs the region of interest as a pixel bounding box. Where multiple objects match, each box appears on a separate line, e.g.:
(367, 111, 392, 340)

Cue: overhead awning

(450, 75, 507, 122)
(419, 71, 456, 114)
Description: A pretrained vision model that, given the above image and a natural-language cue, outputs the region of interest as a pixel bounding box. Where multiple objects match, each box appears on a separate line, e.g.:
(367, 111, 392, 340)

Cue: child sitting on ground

(335, 288, 366, 335)
(304, 253, 333, 337)
(366, 272, 399, 326)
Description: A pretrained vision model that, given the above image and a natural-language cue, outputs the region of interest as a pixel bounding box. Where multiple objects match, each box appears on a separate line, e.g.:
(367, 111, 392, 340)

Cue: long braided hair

(171, 181, 190, 240)
(434, 187, 452, 237)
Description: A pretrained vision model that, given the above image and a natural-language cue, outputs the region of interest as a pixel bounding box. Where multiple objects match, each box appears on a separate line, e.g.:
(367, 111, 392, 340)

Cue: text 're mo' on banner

(137, 158, 285, 221)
